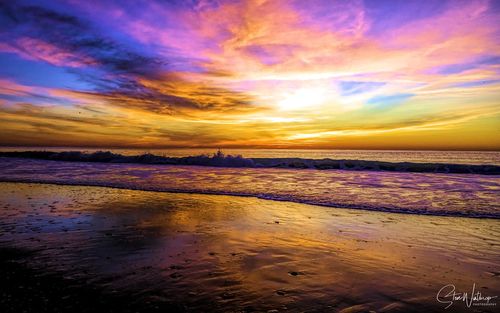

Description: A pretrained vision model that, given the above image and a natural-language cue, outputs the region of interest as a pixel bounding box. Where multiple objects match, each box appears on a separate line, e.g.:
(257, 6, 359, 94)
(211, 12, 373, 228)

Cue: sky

(0, 0, 499, 150)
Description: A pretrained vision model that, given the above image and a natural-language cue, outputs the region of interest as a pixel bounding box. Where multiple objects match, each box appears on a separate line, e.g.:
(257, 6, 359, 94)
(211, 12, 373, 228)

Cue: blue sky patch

(367, 93, 413, 107)
(339, 81, 385, 96)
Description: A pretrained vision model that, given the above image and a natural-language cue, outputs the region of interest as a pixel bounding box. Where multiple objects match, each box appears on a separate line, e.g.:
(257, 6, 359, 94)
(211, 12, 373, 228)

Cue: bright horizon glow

(277, 87, 329, 111)
(0, 0, 499, 150)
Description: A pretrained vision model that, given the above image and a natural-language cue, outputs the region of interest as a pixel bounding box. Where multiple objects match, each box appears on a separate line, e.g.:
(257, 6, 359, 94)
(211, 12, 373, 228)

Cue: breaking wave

(1, 150, 499, 175)
(0, 156, 499, 218)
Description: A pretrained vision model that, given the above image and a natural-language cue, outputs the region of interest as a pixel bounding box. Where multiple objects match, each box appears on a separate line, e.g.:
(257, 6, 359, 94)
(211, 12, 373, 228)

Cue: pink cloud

(380, 0, 499, 69)
(0, 78, 39, 96)
(55, 0, 500, 88)
(0, 37, 95, 68)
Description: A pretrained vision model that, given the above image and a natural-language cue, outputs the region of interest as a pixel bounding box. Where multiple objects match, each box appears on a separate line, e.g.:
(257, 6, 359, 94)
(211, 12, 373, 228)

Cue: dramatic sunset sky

(0, 0, 499, 149)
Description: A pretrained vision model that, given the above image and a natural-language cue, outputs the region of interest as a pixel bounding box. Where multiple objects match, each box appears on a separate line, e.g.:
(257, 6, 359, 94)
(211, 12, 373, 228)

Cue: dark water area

(1, 151, 499, 175)
(0, 183, 499, 312)
(1, 147, 499, 165)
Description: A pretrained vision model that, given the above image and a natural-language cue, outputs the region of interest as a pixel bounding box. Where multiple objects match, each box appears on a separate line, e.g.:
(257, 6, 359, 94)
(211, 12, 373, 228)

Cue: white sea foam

(1, 157, 498, 218)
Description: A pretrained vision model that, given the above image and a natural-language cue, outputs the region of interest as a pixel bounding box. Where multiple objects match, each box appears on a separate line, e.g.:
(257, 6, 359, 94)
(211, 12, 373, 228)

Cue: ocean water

(1, 147, 499, 165)
(1, 157, 498, 218)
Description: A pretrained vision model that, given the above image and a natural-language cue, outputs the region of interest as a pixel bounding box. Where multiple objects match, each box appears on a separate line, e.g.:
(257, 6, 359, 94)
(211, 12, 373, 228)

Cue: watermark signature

(436, 283, 497, 309)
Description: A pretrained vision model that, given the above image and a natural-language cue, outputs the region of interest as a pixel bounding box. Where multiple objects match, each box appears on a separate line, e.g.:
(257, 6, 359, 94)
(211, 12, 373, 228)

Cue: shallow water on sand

(1, 157, 499, 217)
(0, 183, 498, 312)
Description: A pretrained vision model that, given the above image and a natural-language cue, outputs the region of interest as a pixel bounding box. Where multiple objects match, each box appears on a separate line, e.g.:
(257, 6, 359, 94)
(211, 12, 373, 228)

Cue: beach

(1, 182, 498, 312)
(2, 0, 500, 311)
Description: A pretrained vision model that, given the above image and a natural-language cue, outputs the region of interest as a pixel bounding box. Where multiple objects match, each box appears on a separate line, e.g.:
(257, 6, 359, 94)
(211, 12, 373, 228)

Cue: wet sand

(0, 182, 499, 312)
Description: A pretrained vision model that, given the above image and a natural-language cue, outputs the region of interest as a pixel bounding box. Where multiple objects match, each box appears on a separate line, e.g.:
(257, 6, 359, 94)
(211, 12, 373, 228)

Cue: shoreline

(1, 179, 499, 220)
(1, 157, 498, 219)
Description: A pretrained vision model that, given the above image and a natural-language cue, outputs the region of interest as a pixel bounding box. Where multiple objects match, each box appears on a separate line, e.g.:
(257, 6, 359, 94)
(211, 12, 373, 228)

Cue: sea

(0, 147, 499, 165)
(0, 150, 499, 218)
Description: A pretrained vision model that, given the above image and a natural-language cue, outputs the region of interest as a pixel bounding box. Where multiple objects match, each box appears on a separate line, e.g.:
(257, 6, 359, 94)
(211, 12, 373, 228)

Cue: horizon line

(0, 146, 499, 152)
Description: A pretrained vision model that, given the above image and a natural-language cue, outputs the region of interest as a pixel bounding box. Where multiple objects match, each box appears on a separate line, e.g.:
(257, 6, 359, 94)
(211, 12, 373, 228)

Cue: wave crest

(0, 150, 499, 175)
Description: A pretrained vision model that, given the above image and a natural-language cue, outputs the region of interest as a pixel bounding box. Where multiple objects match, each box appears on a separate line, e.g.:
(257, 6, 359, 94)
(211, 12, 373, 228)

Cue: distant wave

(1, 150, 499, 175)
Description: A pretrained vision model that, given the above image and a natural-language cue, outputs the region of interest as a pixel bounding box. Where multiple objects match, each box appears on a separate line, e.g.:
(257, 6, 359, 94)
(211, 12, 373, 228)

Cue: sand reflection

(0, 182, 498, 312)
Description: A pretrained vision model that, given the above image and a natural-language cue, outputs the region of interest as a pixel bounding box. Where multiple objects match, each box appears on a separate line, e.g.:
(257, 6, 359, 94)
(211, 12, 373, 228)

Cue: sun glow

(277, 86, 330, 111)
